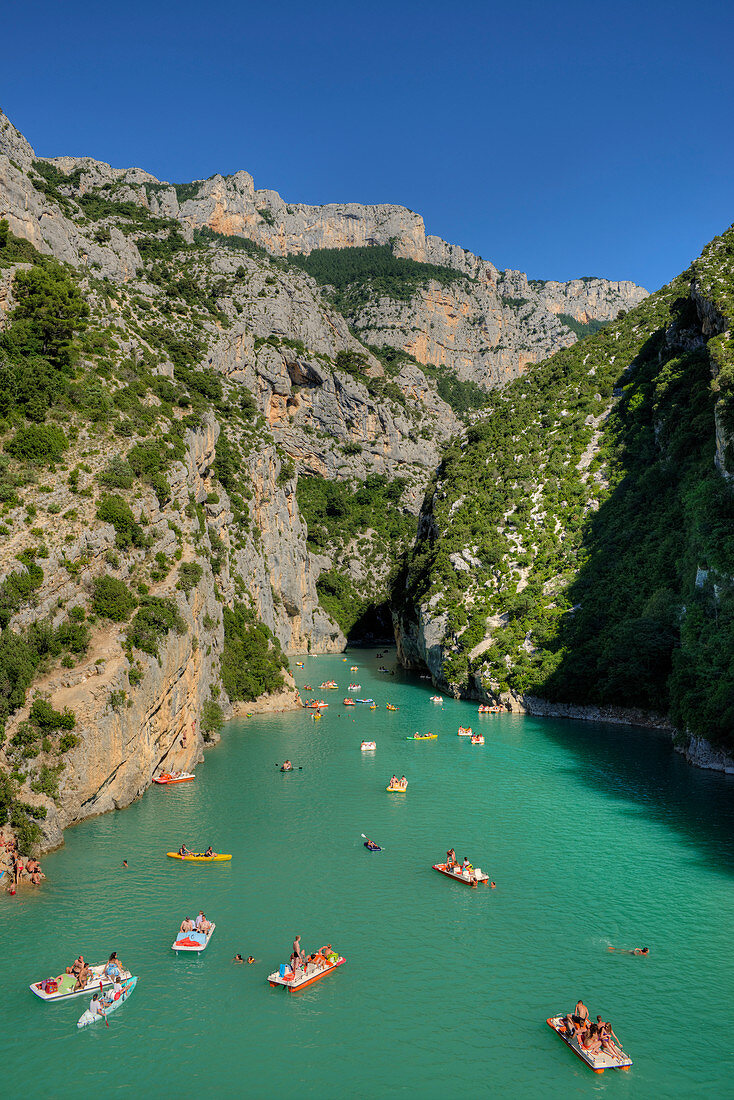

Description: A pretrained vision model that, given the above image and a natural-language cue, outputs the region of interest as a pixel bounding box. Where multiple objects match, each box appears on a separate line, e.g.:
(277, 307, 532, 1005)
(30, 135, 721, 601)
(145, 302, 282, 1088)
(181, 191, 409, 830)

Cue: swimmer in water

(233, 954, 244, 963)
(247, 956, 255, 964)
(490, 881, 496, 888)
(608, 946, 649, 955)
(123, 860, 128, 868)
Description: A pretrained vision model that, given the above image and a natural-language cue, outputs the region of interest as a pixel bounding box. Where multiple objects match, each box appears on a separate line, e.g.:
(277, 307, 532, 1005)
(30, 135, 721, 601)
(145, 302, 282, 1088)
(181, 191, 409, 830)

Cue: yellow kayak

(166, 852, 232, 862)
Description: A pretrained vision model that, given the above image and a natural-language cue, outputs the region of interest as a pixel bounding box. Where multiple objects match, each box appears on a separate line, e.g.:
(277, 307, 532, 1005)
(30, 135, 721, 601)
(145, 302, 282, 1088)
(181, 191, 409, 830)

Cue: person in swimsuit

(204, 847, 214, 857)
(178, 844, 190, 857)
(575, 1000, 589, 1022)
(247, 956, 255, 964)
(597, 1018, 624, 1058)
(233, 954, 244, 963)
(608, 945, 649, 955)
(400, 776, 407, 789)
(290, 935, 304, 977)
(446, 848, 457, 869)
(105, 952, 125, 979)
(180, 917, 195, 933)
(390, 775, 398, 788)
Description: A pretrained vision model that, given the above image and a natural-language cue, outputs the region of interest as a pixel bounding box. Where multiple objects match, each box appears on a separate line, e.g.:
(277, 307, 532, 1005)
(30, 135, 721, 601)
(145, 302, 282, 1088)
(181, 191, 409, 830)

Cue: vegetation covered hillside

(397, 225, 734, 751)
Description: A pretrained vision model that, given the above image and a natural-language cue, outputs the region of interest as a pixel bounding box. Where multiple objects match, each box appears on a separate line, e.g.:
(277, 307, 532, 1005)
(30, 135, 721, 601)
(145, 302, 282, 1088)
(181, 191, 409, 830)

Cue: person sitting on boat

(365, 838, 380, 851)
(399, 776, 408, 789)
(180, 917, 195, 933)
(204, 846, 215, 857)
(178, 844, 191, 857)
(195, 911, 212, 934)
(88, 993, 106, 1018)
(390, 775, 398, 788)
(282, 760, 293, 771)
(461, 857, 473, 875)
(596, 1018, 623, 1059)
(105, 952, 125, 980)
(580, 1022, 602, 1055)
(68, 955, 90, 991)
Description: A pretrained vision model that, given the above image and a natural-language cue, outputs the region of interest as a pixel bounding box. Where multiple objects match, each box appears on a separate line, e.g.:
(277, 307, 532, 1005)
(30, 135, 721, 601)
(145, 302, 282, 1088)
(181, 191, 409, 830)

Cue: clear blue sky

(3, 0, 733, 290)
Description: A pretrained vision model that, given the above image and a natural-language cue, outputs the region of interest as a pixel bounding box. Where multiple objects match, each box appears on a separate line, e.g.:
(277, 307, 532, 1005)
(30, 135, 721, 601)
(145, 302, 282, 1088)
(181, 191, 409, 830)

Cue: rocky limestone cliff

(4, 106, 647, 390)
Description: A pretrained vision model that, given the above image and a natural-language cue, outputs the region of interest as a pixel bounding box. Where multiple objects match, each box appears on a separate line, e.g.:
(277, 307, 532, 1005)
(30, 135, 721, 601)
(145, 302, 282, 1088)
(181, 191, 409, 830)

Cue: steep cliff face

(395, 224, 734, 758)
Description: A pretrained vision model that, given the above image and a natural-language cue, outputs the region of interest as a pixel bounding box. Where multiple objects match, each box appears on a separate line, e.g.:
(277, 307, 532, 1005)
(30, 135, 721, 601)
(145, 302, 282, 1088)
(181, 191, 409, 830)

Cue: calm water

(3, 649, 734, 1098)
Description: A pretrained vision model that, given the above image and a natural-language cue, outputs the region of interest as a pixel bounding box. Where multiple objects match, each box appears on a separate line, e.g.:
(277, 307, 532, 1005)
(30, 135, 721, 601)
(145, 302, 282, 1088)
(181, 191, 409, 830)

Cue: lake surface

(3, 649, 734, 1098)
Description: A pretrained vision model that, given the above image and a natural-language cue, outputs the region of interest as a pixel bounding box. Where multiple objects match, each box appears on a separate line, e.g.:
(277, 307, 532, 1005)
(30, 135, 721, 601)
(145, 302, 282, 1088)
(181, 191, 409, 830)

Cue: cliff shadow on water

(533, 716, 734, 875)
(537, 322, 734, 757)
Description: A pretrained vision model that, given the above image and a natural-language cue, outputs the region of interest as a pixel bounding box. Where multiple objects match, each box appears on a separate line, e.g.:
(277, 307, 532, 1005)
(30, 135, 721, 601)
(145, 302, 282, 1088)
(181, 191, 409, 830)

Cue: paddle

(100, 981, 109, 1027)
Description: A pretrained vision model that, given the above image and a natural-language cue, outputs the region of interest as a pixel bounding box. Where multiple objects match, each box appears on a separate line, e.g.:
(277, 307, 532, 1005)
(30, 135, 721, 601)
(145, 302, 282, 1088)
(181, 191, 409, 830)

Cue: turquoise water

(3, 649, 734, 1098)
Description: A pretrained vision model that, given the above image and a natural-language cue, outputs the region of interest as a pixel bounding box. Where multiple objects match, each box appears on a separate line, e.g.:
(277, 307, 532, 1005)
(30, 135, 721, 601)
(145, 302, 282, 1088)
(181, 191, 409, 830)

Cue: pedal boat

(386, 704, 399, 711)
(344, 698, 356, 706)
(154, 771, 195, 784)
(470, 734, 485, 744)
(546, 1014, 632, 1073)
(457, 726, 473, 736)
(350, 666, 359, 671)
(268, 954, 345, 992)
(31, 963, 133, 1001)
(360, 740, 376, 750)
(172, 923, 216, 952)
(430, 695, 443, 703)
(166, 851, 232, 862)
(432, 861, 489, 886)
(348, 683, 361, 690)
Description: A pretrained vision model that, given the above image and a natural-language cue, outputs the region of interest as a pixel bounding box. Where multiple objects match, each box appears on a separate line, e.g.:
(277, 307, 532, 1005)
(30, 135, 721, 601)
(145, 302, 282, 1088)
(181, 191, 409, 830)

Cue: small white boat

(268, 953, 345, 992)
(430, 695, 443, 703)
(77, 977, 138, 1028)
(172, 923, 216, 953)
(348, 684, 361, 690)
(30, 963, 132, 1002)
(360, 741, 376, 751)
(546, 1014, 632, 1073)
(457, 726, 473, 736)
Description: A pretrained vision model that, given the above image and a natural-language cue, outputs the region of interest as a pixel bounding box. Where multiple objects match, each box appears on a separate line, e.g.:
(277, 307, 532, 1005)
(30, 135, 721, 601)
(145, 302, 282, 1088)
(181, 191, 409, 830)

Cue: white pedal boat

(432, 862, 489, 885)
(172, 923, 216, 952)
(30, 963, 132, 1001)
(547, 1014, 632, 1073)
(268, 954, 345, 992)
(361, 741, 376, 751)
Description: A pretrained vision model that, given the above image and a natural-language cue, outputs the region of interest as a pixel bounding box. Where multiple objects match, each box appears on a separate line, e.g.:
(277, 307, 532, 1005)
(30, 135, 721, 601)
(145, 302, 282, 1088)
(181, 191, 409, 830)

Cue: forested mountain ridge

(395, 225, 734, 756)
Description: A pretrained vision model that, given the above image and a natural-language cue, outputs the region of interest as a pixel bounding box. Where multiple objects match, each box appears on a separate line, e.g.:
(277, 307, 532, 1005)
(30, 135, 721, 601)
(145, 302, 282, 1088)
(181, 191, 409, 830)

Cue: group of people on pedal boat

(445, 849, 495, 886)
(37, 951, 126, 994)
(559, 1001, 625, 1060)
(281, 760, 293, 771)
(288, 935, 339, 979)
(177, 844, 217, 858)
(179, 911, 213, 934)
(389, 774, 408, 790)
